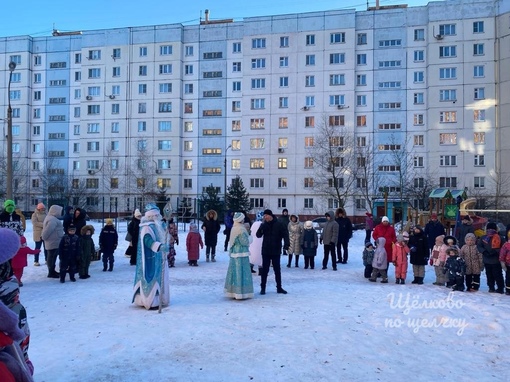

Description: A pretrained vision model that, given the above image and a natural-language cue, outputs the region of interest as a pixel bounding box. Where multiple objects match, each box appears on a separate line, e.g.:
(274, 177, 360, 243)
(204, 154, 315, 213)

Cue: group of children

(363, 231, 489, 292)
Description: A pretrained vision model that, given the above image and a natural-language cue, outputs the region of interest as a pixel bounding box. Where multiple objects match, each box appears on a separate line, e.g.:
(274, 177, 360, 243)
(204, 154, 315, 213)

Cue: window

(251, 78, 265, 89)
(357, 33, 367, 45)
(357, 95, 367, 106)
(379, 39, 402, 47)
(250, 98, 265, 110)
(306, 34, 315, 46)
(330, 53, 345, 64)
(87, 142, 100, 151)
(232, 62, 241, 72)
(158, 83, 172, 93)
(160, 45, 172, 55)
(32, 143, 40, 154)
(329, 95, 345, 106)
(474, 65, 484, 78)
(473, 43, 484, 56)
(74, 71, 81, 81)
(112, 67, 120, 77)
(111, 122, 119, 133)
(440, 155, 457, 166)
(304, 157, 313, 168)
(305, 54, 315, 66)
(87, 123, 100, 133)
(474, 87, 485, 100)
(330, 32, 345, 44)
(439, 67, 457, 79)
(88, 68, 101, 78)
(251, 58, 266, 69)
(232, 42, 241, 53)
(439, 133, 457, 144)
(232, 101, 241, 112)
(439, 24, 456, 36)
(439, 46, 456, 57)
(305, 75, 315, 87)
(250, 159, 265, 169)
(250, 199, 265, 209)
(252, 38, 266, 49)
(159, 64, 172, 74)
(330, 74, 345, 86)
(34, 73, 41, 83)
(379, 81, 401, 89)
(474, 176, 485, 188)
(185, 65, 193, 75)
(250, 178, 265, 188)
(232, 81, 241, 92)
(250, 118, 265, 129)
(279, 117, 288, 129)
(139, 47, 147, 56)
(439, 111, 457, 123)
(304, 178, 314, 188)
(379, 60, 401, 68)
(280, 56, 289, 67)
(356, 115, 367, 127)
(304, 198, 314, 209)
(414, 135, 424, 146)
(439, 177, 457, 188)
(184, 121, 193, 132)
(305, 116, 314, 128)
(357, 74, 366, 86)
(10, 55, 21, 64)
(138, 84, 147, 94)
(474, 155, 485, 166)
(356, 54, 367, 67)
(159, 102, 172, 113)
(414, 29, 425, 41)
(33, 125, 41, 135)
(87, 105, 100, 115)
(139, 65, 147, 76)
(440, 89, 457, 101)
(474, 110, 485, 122)
(33, 91, 41, 101)
(183, 141, 193, 151)
(111, 104, 120, 114)
(413, 93, 424, 105)
(473, 21, 484, 33)
(280, 36, 289, 47)
(413, 114, 424, 126)
(158, 140, 171, 150)
(414, 71, 424, 83)
(279, 76, 289, 87)
(185, 46, 194, 56)
(74, 107, 80, 117)
(304, 137, 314, 147)
(378, 123, 401, 130)
(112, 85, 120, 95)
(110, 141, 119, 151)
(414, 50, 424, 62)
(88, 50, 101, 60)
(305, 96, 315, 107)
(250, 138, 265, 149)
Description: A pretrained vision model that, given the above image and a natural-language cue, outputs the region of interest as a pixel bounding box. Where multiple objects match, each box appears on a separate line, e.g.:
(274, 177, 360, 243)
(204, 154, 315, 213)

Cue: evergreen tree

(226, 176, 251, 213)
(200, 184, 223, 218)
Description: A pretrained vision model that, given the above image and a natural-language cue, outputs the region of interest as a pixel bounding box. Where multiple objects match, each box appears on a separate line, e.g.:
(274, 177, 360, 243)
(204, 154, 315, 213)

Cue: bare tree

(353, 140, 381, 213)
(126, 144, 160, 211)
(307, 115, 357, 209)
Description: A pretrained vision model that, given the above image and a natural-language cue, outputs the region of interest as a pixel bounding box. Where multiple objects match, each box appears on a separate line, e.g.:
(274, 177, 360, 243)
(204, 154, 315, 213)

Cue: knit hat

(486, 222, 498, 231)
(134, 209, 142, 218)
(233, 212, 245, 223)
(397, 234, 404, 242)
(431, 212, 438, 219)
(382, 216, 389, 222)
(0, 228, 21, 264)
(465, 232, 476, 241)
(443, 235, 457, 246)
(105, 218, 113, 225)
(263, 209, 273, 216)
(3, 199, 15, 214)
(67, 224, 76, 232)
(304, 221, 313, 229)
(37, 202, 46, 210)
(20, 236, 27, 245)
(365, 241, 373, 248)
(447, 245, 459, 255)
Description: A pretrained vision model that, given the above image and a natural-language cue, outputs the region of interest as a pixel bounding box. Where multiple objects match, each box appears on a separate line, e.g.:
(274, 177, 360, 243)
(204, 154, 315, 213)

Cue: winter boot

(211, 255, 216, 262)
(287, 254, 293, 268)
(395, 278, 401, 284)
(206, 255, 210, 262)
(411, 277, 418, 284)
(108, 263, 113, 272)
(295, 255, 299, 268)
(417, 277, 424, 285)
(250, 264, 256, 274)
(277, 287, 288, 294)
(260, 285, 266, 295)
(70, 274, 76, 282)
(401, 279, 406, 284)
(103, 263, 107, 272)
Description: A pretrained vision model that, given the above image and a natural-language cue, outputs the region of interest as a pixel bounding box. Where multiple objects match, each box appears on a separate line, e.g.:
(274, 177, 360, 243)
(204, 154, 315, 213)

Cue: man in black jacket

(256, 209, 290, 295)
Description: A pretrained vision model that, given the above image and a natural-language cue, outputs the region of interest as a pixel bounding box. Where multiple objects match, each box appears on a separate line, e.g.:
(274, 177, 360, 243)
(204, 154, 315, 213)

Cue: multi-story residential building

(1, 0, 509, 219)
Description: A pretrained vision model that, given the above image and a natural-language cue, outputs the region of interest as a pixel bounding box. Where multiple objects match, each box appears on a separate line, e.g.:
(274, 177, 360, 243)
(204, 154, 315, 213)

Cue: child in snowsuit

(362, 242, 375, 278)
(167, 218, 179, 268)
(301, 221, 318, 269)
(498, 229, 510, 295)
(58, 224, 81, 283)
(461, 232, 484, 292)
(79, 225, 95, 279)
(392, 234, 410, 284)
(11, 236, 40, 287)
(431, 235, 448, 286)
(408, 225, 429, 285)
(186, 223, 203, 266)
(369, 237, 388, 283)
(444, 246, 466, 291)
(99, 219, 118, 272)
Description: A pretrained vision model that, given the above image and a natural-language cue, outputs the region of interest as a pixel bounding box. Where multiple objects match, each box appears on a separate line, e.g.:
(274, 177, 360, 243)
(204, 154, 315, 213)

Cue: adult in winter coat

(461, 232, 484, 291)
(79, 225, 95, 279)
(224, 212, 254, 300)
(256, 209, 289, 295)
(62, 206, 74, 233)
(58, 224, 81, 283)
(301, 221, 318, 269)
(30, 203, 47, 266)
(126, 209, 142, 266)
(408, 225, 429, 284)
(372, 216, 397, 264)
(249, 220, 263, 273)
(287, 214, 303, 268)
(0, 200, 24, 236)
(41, 205, 64, 278)
(320, 211, 339, 271)
(335, 208, 353, 264)
(132, 204, 170, 309)
(365, 212, 374, 243)
(72, 208, 87, 238)
(201, 210, 221, 262)
(424, 213, 446, 253)
(477, 222, 504, 293)
(99, 219, 118, 272)
(456, 215, 474, 248)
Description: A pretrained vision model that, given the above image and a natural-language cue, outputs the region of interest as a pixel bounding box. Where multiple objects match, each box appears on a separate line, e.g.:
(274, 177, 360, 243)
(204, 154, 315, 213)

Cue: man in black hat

(256, 209, 290, 295)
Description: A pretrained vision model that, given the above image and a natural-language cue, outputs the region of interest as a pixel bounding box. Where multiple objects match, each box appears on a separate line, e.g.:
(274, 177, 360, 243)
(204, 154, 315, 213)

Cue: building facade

(1, 0, 509, 218)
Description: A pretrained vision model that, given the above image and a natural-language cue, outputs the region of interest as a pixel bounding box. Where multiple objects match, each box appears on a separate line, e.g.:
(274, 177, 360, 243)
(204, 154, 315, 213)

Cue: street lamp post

(223, 144, 232, 205)
(6, 61, 17, 200)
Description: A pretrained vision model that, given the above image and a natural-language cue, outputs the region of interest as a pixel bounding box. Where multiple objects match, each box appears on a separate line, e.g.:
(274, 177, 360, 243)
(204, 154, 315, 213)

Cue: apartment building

(1, 0, 508, 218)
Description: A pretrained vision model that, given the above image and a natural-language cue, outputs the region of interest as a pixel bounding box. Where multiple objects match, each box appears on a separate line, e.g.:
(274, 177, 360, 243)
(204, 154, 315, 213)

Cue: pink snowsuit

(392, 241, 409, 280)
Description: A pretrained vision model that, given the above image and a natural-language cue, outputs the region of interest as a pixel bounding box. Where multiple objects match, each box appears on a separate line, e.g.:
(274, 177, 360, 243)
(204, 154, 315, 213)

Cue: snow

(17, 219, 509, 382)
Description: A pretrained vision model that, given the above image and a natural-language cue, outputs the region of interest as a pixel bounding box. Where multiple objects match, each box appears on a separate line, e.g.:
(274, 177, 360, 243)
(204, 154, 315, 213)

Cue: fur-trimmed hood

(205, 210, 218, 221)
(81, 224, 95, 235)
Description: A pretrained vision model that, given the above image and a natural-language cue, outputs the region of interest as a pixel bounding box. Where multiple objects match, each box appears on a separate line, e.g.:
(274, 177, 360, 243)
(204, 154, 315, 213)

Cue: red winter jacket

(372, 223, 397, 262)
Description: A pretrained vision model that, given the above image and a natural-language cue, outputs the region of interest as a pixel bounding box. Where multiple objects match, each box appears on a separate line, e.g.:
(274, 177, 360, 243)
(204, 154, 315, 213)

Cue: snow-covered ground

(18, 218, 509, 381)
